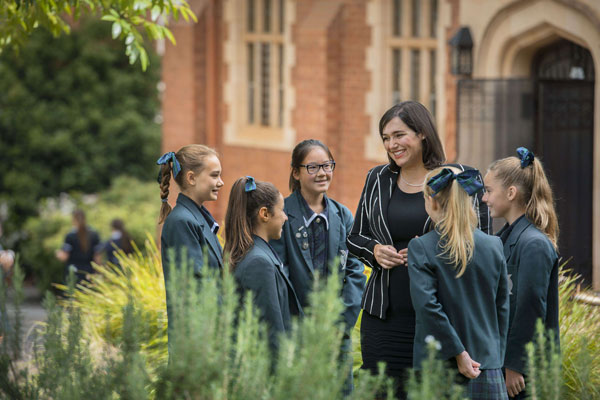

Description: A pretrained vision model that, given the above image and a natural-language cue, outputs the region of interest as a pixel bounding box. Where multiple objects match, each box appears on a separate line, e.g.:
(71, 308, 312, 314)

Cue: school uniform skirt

(466, 369, 508, 400)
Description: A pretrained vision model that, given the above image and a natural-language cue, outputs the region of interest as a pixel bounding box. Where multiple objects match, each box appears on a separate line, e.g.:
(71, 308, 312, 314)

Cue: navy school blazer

(235, 236, 302, 350)
(161, 194, 224, 328)
(270, 191, 366, 332)
(497, 216, 559, 375)
(347, 163, 490, 319)
(408, 229, 509, 369)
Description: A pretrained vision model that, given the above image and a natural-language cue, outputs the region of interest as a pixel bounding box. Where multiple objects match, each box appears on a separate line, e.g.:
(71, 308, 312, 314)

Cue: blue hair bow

(427, 168, 483, 197)
(516, 147, 534, 168)
(156, 152, 182, 183)
(245, 176, 257, 192)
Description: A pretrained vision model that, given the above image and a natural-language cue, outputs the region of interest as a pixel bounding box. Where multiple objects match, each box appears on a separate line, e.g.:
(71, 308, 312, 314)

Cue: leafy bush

(558, 269, 600, 399)
(20, 176, 160, 293)
(1, 250, 392, 399)
(0, 16, 160, 246)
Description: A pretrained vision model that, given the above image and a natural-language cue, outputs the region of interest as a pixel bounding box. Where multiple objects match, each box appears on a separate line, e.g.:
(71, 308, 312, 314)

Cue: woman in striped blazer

(347, 101, 490, 399)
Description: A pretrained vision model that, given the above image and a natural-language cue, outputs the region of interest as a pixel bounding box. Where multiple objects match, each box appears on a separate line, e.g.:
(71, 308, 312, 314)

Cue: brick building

(161, 0, 600, 289)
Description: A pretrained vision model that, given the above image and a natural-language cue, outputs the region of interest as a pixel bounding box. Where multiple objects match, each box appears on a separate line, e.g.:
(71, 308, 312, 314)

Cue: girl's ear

(185, 170, 196, 186)
(507, 185, 518, 201)
(258, 206, 270, 222)
(292, 167, 301, 181)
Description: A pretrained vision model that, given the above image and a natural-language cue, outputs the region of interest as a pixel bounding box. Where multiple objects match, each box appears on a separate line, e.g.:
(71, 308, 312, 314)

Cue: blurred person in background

(55, 209, 101, 284)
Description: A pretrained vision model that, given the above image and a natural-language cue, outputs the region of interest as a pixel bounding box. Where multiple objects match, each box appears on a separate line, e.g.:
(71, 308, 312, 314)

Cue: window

(364, 0, 441, 161)
(224, 0, 294, 150)
(244, 0, 285, 128)
(389, 0, 438, 114)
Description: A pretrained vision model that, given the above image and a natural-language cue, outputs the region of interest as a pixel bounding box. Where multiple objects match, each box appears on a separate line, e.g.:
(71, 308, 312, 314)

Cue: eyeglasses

(298, 161, 336, 175)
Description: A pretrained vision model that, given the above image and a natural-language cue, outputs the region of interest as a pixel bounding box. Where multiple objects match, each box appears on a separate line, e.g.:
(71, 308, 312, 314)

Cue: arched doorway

(533, 39, 595, 283)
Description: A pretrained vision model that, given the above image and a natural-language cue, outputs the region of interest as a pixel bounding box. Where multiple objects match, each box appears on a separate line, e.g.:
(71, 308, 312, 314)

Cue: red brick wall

(162, 0, 383, 224)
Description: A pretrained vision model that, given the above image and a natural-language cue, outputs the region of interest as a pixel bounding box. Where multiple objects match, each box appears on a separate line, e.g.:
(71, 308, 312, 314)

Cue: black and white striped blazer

(346, 163, 491, 319)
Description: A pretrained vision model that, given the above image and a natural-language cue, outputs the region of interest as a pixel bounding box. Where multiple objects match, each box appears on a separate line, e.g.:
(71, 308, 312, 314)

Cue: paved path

(4, 284, 47, 359)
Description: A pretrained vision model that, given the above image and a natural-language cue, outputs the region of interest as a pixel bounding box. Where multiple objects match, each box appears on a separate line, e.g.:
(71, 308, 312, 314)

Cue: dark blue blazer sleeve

(238, 254, 286, 348)
(505, 237, 556, 374)
(164, 220, 208, 277)
(339, 205, 366, 330)
(496, 255, 510, 361)
(408, 238, 465, 360)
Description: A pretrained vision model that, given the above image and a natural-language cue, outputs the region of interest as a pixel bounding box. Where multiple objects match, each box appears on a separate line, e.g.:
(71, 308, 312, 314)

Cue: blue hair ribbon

(156, 151, 182, 183)
(516, 147, 534, 168)
(245, 176, 257, 192)
(427, 168, 483, 197)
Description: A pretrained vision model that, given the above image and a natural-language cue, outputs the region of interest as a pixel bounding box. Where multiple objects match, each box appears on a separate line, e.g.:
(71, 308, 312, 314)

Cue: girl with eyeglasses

(270, 139, 366, 391)
(225, 176, 301, 352)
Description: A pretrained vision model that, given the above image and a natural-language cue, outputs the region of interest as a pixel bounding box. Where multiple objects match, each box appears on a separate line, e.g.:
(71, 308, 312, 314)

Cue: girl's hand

(505, 368, 525, 397)
(374, 244, 403, 269)
(455, 351, 481, 379)
(398, 236, 419, 267)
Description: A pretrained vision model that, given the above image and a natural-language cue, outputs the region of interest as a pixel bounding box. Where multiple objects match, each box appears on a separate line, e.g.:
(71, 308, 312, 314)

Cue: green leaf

(111, 21, 121, 39)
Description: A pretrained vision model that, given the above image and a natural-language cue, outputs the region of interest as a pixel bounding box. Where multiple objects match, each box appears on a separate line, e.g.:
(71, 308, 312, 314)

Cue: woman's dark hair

(289, 139, 335, 192)
(224, 177, 281, 269)
(158, 144, 218, 224)
(72, 209, 89, 253)
(110, 218, 133, 254)
(379, 101, 446, 170)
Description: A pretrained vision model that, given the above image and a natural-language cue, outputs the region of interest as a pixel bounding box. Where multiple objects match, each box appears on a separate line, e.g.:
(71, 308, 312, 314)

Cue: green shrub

(20, 176, 160, 293)
(1, 247, 392, 399)
(525, 320, 562, 400)
(558, 269, 600, 399)
(406, 338, 466, 400)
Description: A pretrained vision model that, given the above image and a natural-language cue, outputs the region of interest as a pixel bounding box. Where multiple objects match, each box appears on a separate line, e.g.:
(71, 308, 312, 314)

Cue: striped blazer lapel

(375, 166, 396, 245)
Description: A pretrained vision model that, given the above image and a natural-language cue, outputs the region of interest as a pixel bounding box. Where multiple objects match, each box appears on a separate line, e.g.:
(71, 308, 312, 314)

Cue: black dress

(360, 186, 428, 396)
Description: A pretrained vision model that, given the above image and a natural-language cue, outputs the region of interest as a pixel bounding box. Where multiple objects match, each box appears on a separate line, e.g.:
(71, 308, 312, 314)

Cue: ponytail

(157, 145, 219, 225)
(424, 167, 478, 277)
(224, 177, 280, 269)
(488, 153, 559, 249)
(73, 209, 90, 253)
(158, 163, 173, 224)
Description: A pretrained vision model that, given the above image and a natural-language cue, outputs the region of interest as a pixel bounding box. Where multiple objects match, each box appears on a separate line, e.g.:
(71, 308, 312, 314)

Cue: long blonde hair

(488, 155, 559, 249)
(423, 167, 478, 277)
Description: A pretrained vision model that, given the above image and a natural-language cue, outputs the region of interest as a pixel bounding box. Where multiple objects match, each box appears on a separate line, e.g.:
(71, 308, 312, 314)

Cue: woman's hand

(374, 244, 403, 269)
(455, 351, 481, 379)
(505, 368, 525, 397)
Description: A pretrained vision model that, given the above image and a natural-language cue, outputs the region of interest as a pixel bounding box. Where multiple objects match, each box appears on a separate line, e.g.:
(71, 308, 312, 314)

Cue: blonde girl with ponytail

(483, 148, 560, 399)
(408, 166, 510, 400)
(224, 177, 301, 351)
(157, 145, 224, 344)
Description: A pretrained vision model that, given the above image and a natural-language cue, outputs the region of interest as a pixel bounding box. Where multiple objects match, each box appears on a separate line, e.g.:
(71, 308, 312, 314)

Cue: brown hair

(379, 101, 446, 170)
(158, 144, 218, 224)
(73, 209, 89, 253)
(224, 177, 280, 269)
(488, 155, 559, 249)
(110, 218, 133, 254)
(289, 139, 335, 192)
(423, 167, 478, 277)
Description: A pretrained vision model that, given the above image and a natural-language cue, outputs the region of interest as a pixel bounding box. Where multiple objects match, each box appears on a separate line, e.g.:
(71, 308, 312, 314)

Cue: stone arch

(474, 0, 600, 290)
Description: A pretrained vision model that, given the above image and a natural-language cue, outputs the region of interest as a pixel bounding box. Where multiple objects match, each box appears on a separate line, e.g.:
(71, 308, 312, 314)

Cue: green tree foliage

(0, 0, 196, 70)
(0, 17, 161, 248)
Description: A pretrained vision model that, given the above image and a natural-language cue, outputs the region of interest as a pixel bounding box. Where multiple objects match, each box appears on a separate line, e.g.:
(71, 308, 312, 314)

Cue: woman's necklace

(400, 172, 424, 187)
